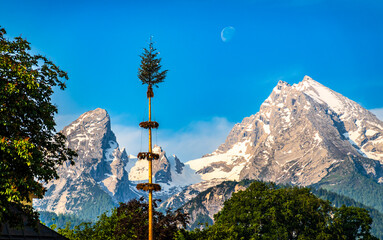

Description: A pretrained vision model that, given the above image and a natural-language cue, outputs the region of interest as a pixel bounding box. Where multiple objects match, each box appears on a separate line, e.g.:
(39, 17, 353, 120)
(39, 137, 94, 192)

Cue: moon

(221, 26, 236, 42)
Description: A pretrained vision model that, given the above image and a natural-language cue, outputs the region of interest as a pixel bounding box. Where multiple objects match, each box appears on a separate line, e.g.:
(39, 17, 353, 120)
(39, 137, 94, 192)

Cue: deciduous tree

(176, 181, 378, 240)
(0, 26, 76, 227)
(57, 197, 189, 240)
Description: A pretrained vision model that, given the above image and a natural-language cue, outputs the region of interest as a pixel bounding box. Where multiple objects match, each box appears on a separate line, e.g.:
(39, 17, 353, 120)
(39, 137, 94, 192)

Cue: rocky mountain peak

(63, 108, 110, 136)
(153, 145, 164, 154)
(60, 108, 117, 169)
(187, 76, 383, 186)
(272, 80, 291, 94)
(277, 79, 291, 86)
(302, 75, 314, 82)
(128, 145, 174, 185)
(293, 76, 348, 115)
(35, 108, 137, 217)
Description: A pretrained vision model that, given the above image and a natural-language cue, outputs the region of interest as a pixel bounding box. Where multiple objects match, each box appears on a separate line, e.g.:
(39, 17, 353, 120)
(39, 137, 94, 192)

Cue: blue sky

(2, 0, 383, 161)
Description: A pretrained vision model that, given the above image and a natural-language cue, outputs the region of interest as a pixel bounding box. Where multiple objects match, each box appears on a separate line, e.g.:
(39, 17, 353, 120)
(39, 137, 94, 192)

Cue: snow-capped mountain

(186, 76, 383, 186)
(34, 108, 135, 219)
(35, 108, 198, 220)
(156, 76, 383, 229)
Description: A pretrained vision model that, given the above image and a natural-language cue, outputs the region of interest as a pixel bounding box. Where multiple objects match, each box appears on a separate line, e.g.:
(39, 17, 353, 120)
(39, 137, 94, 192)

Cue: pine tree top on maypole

(137, 38, 168, 98)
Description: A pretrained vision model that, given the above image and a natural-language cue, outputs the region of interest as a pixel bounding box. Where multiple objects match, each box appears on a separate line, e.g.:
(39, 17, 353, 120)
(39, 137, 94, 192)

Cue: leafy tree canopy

(176, 181, 378, 240)
(56, 197, 189, 240)
(0, 26, 76, 227)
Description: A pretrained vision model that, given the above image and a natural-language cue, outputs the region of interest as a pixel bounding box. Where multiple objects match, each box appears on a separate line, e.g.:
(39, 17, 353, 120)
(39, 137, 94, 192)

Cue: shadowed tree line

(54, 182, 379, 240)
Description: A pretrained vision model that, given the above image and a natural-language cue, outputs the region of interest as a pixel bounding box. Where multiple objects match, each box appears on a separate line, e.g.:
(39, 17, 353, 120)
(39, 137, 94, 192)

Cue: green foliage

(176, 181, 378, 240)
(317, 168, 383, 213)
(39, 211, 85, 229)
(331, 206, 375, 239)
(312, 187, 383, 239)
(137, 38, 167, 88)
(54, 197, 189, 240)
(0, 26, 76, 227)
(57, 221, 94, 240)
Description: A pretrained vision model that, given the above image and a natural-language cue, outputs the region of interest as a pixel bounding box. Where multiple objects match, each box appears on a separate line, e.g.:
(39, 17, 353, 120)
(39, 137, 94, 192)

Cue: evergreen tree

(137, 38, 167, 97)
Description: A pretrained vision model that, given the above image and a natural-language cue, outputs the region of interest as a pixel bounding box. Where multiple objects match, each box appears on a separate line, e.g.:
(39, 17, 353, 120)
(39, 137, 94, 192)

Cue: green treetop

(137, 39, 167, 97)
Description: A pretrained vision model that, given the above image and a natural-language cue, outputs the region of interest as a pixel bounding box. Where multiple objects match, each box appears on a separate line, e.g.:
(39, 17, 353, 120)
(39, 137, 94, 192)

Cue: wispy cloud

(114, 117, 234, 162)
(112, 124, 143, 154)
(370, 108, 383, 122)
(55, 111, 235, 162)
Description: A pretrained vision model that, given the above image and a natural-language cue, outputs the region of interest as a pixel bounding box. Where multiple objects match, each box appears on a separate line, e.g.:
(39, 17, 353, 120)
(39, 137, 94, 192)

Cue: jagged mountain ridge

(35, 108, 198, 220)
(186, 76, 383, 186)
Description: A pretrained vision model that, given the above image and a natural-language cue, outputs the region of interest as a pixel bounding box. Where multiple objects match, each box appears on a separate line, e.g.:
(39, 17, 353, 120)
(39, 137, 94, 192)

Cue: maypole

(136, 38, 167, 240)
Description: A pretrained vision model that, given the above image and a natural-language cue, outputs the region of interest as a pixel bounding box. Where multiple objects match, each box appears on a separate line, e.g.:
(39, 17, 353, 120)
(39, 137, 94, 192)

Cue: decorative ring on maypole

(136, 183, 162, 192)
(137, 152, 160, 160)
(139, 121, 159, 129)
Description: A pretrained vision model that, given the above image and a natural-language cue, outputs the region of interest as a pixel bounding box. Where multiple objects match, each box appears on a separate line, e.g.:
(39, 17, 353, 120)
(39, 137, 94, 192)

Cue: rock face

(181, 180, 253, 229)
(158, 179, 225, 213)
(187, 76, 383, 186)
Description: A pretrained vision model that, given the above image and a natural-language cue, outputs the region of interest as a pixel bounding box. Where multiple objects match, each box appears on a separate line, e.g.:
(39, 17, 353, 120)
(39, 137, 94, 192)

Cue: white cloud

(370, 108, 383, 122)
(113, 124, 144, 154)
(55, 110, 235, 162)
(113, 117, 234, 162)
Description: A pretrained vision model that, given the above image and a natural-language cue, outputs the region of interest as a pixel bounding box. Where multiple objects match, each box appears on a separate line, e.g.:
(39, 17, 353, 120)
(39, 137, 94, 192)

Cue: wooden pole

(148, 90, 153, 240)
